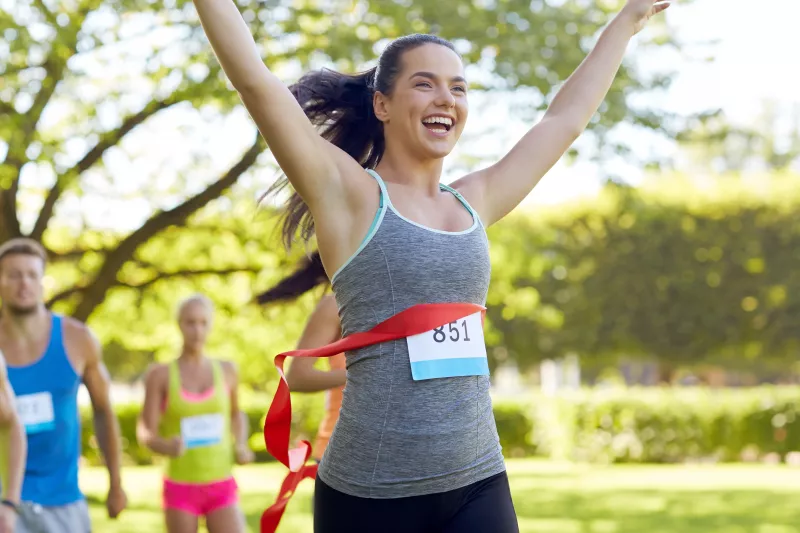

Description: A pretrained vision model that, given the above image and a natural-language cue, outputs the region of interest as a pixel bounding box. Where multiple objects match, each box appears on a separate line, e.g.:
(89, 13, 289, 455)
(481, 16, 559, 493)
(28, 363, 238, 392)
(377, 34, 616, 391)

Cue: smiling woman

(189, 1, 671, 532)
(261, 34, 468, 251)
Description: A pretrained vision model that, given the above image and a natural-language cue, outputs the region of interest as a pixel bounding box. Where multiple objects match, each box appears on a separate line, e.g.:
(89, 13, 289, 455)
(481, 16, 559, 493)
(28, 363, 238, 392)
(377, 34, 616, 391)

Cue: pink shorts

(163, 477, 239, 516)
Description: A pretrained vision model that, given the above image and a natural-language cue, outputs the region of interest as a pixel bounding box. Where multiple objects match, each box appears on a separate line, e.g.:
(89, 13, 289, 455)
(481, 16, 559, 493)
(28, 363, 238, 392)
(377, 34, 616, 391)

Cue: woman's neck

(376, 145, 444, 197)
(179, 346, 204, 362)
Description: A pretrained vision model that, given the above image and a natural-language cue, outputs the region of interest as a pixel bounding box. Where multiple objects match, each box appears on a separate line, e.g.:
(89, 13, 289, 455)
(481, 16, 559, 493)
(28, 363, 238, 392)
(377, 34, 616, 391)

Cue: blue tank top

(7, 314, 84, 505)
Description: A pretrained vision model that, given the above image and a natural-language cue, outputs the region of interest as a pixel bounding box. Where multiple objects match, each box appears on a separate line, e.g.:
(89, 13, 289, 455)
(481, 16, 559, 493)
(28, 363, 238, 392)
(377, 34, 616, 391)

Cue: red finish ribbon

(260, 302, 485, 532)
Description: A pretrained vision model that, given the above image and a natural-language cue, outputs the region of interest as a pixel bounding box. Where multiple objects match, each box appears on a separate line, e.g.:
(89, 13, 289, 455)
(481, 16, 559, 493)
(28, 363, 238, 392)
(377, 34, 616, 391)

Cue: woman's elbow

(285, 369, 311, 393)
(135, 420, 153, 448)
(285, 372, 300, 392)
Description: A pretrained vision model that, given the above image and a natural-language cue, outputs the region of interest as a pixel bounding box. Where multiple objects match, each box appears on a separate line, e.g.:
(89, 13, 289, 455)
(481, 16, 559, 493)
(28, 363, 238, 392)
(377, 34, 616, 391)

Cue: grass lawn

(83, 459, 800, 533)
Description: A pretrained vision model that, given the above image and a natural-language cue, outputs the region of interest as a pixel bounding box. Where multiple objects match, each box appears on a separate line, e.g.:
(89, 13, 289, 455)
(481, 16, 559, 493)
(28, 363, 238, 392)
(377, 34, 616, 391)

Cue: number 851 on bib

(406, 312, 489, 381)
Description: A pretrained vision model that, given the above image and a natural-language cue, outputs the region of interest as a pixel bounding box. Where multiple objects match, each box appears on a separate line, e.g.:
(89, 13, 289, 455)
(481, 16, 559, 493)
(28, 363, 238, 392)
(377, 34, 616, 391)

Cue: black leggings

(313, 471, 519, 533)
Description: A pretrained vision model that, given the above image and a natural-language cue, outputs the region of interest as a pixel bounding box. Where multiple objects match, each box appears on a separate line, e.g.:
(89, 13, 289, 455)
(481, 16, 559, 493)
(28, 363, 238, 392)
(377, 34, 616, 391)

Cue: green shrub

(80, 393, 533, 465)
(558, 386, 800, 463)
(81, 386, 800, 466)
(492, 400, 537, 457)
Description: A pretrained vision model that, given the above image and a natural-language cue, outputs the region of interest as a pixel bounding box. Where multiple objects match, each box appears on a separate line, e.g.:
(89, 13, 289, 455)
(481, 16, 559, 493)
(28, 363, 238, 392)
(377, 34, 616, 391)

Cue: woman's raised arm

(192, 0, 355, 208)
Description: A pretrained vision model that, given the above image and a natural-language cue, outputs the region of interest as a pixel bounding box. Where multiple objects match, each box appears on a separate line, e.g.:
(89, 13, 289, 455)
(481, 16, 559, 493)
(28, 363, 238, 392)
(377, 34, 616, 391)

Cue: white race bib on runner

(181, 414, 225, 449)
(406, 312, 489, 381)
(16, 392, 55, 434)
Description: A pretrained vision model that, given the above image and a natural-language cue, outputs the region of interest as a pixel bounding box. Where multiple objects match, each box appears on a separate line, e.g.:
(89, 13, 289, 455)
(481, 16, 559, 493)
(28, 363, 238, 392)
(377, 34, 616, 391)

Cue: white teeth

(422, 116, 453, 127)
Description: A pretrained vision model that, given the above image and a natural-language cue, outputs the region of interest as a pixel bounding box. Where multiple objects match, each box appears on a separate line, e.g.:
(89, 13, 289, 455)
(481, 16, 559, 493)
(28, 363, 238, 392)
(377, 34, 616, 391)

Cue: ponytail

(264, 68, 385, 249)
(256, 251, 328, 305)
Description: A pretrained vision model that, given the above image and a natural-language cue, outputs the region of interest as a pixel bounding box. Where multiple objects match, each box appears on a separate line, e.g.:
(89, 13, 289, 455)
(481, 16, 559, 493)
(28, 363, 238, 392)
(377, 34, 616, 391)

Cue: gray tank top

(317, 169, 505, 499)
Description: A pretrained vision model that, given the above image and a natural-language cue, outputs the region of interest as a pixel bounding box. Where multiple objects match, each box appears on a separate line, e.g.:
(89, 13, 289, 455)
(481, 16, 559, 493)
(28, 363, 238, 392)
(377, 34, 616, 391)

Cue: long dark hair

(264, 33, 457, 249)
(256, 251, 328, 305)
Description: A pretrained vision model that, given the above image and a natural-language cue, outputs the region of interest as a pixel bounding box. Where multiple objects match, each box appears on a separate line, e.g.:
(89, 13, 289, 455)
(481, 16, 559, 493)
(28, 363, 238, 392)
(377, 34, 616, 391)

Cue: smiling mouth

(422, 116, 453, 133)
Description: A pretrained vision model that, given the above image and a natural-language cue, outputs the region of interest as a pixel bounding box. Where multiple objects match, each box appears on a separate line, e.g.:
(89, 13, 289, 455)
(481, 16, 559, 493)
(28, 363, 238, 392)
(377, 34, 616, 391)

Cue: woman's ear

(373, 91, 390, 123)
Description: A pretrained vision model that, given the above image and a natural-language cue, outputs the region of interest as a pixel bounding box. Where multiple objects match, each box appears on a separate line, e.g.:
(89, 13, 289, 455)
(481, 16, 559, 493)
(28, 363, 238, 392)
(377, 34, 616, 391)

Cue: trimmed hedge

(80, 386, 800, 466)
(552, 386, 800, 463)
(79, 393, 537, 466)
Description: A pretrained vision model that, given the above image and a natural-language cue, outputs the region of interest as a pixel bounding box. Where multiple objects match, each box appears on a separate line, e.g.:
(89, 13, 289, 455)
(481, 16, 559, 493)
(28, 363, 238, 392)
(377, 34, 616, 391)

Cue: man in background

(0, 238, 127, 532)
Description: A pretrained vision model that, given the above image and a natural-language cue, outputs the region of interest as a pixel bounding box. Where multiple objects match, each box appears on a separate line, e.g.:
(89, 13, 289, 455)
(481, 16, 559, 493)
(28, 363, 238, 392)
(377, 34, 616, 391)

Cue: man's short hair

(0, 238, 47, 270)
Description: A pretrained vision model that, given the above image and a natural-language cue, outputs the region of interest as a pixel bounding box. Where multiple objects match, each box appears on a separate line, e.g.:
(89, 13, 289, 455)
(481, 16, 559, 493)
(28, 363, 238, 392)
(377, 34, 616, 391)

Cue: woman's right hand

(235, 444, 255, 465)
(165, 436, 186, 458)
(190, 0, 372, 274)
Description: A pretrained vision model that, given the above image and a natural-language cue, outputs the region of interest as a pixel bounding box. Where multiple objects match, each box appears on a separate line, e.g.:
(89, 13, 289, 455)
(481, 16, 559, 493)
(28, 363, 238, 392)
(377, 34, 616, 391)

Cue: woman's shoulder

(142, 362, 170, 390)
(213, 358, 238, 385)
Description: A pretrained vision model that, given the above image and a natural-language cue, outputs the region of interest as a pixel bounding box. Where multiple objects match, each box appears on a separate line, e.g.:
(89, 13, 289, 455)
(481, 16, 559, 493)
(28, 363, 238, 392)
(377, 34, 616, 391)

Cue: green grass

(83, 459, 800, 533)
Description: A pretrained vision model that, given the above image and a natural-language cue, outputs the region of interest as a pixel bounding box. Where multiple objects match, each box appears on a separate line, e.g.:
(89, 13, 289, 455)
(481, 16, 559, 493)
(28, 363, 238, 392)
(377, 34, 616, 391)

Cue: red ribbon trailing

(260, 302, 486, 533)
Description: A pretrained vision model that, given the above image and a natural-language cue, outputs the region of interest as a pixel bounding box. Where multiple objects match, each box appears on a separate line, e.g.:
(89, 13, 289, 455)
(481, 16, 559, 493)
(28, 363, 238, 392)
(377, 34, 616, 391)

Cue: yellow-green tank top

(160, 359, 233, 483)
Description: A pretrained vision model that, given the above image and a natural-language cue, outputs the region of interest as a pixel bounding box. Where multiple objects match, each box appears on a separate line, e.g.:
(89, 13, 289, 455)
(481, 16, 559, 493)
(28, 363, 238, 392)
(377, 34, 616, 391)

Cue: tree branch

(0, 195, 15, 243)
(32, 0, 59, 26)
(125, 267, 260, 291)
(30, 96, 181, 240)
(0, 188, 22, 239)
(5, 27, 80, 239)
(69, 137, 266, 321)
(0, 100, 16, 116)
(46, 245, 115, 262)
(16, 54, 66, 148)
(0, 62, 45, 78)
(46, 266, 259, 307)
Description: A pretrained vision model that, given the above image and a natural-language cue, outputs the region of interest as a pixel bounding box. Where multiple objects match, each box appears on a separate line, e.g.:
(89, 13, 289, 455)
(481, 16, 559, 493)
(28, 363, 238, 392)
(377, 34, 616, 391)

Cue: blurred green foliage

(544, 386, 800, 463)
(82, 385, 800, 466)
(486, 172, 800, 372)
(30, 172, 800, 386)
(1, 0, 680, 332)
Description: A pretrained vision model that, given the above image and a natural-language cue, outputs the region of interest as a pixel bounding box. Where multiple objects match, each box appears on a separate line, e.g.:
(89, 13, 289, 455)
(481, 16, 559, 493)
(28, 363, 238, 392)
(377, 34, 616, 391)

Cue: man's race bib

(180, 414, 224, 449)
(406, 312, 489, 381)
(16, 392, 55, 434)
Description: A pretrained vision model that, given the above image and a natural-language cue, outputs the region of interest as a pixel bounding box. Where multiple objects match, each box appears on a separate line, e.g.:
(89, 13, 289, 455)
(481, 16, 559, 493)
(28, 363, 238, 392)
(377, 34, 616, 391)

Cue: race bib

(180, 414, 224, 449)
(16, 392, 55, 434)
(406, 312, 489, 381)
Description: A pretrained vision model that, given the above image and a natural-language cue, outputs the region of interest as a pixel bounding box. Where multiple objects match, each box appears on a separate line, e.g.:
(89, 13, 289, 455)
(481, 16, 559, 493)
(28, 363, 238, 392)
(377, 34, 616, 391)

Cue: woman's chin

(418, 137, 458, 160)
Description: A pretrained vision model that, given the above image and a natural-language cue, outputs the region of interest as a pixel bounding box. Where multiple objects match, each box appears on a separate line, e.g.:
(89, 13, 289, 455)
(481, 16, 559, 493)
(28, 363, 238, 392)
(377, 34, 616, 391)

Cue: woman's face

(376, 43, 468, 160)
(179, 300, 212, 350)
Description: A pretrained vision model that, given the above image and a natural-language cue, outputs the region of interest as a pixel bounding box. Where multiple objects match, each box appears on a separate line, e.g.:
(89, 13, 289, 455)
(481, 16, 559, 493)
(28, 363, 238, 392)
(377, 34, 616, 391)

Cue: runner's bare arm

(81, 328, 124, 492)
(0, 354, 25, 505)
(136, 365, 181, 456)
(221, 361, 250, 456)
(453, 2, 669, 226)
(285, 295, 346, 393)
(0, 355, 14, 424)
(191, 0, 363, 213)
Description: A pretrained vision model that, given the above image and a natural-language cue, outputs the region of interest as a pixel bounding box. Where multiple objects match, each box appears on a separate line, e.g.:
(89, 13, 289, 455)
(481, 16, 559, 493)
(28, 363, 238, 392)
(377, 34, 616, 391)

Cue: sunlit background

(2, 0, 800, 531)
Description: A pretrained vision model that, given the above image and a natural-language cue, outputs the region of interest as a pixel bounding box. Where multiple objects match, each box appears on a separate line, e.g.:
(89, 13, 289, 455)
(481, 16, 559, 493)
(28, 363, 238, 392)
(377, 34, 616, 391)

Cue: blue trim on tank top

(439, 183, 485, 229)
(330, 169, 387, 282)
(378, 171, 479, 235)
(330, 169, 482, 283)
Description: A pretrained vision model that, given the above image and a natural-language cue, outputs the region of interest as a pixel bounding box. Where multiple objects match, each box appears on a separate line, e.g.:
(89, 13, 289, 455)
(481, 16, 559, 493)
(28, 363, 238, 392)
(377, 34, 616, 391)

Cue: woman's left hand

(235, 444, 255, 465)
(621, 0, 671, 34)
